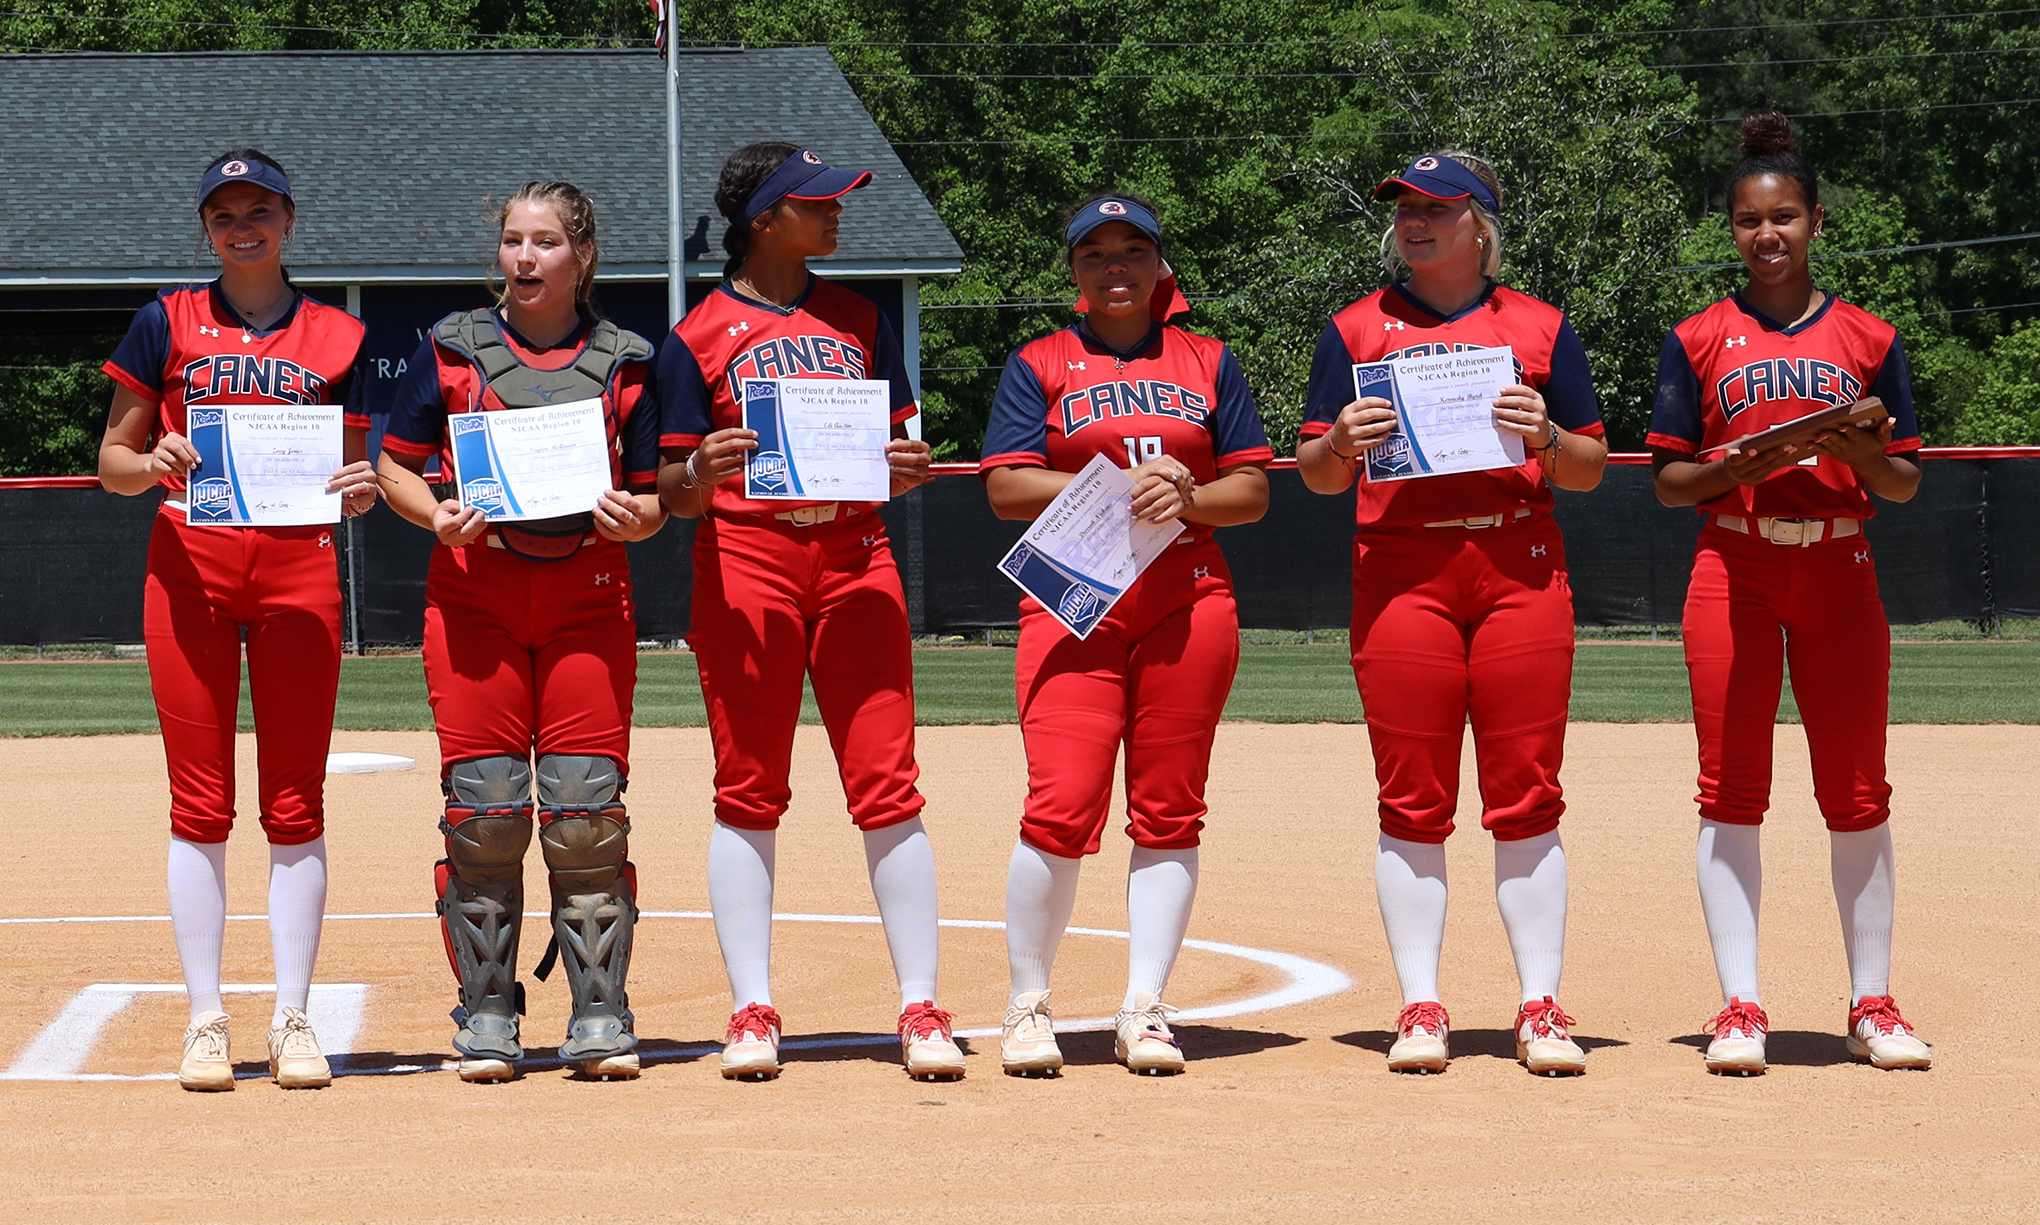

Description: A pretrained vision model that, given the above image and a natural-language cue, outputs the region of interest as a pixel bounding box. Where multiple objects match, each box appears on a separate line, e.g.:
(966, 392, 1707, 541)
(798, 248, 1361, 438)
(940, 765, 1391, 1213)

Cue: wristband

(1323, 434, 1357, 463)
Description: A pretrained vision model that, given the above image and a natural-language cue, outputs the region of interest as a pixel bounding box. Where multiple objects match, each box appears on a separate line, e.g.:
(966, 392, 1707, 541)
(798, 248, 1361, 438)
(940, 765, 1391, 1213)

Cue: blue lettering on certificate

(1714, 359, 1863, 419)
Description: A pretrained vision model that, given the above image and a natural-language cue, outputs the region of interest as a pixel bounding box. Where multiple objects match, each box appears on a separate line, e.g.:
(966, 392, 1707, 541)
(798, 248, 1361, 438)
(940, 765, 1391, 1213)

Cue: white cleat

(1702, 997, 1769, 1076)
(899, 1001, 967, 1081)
(267, 1007, 332, 1089)
(1387, 1001, 1449, 1074)
(179, 1010, 235, 1092)
(1847, 995, 1932, 1070)
(1000, 989, 1063, 1077)
(720, 1002, 782, 1081)
(1115, 993, 1186, 1076)
(580, 1052, 642, 1081)
(1514, 996, 1587, 1077)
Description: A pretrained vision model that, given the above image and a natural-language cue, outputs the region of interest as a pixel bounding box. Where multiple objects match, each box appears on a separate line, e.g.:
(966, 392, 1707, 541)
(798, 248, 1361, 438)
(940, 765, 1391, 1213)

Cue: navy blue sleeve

(1872, 334, 1920, 445)
(981, 351, 1050, 467)
(619, 358, 661, 483)
(1647, 331, 1704, 452)
(104, 297, 172, 395)
(872, 312, 917, 419)
(653, 333, 715, 444)
(1210, 346, 1273, 463)
(1543, 319, 1602, 432)
(381, 336, 449, 453)
(1302, 321, 1355, 428)
(333, 352, 367, 422)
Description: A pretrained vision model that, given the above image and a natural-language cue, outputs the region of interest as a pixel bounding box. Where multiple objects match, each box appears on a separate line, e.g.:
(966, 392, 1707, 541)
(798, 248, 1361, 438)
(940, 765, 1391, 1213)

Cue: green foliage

(1949, 319, 2040, 445)
(7, 0, 2040, 461)
(0, 363, 110, 478)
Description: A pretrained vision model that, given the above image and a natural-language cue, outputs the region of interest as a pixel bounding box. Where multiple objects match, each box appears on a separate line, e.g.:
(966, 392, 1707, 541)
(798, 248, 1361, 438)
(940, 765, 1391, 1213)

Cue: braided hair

(713, 142, 801, 281)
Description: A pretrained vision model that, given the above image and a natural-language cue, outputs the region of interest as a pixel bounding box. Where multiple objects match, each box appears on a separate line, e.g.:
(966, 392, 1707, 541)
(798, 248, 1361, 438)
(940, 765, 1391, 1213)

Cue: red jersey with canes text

(1647, 292, 1920, 520)
(1301, 282, 1603, 529)
(102, 282, 368, 494)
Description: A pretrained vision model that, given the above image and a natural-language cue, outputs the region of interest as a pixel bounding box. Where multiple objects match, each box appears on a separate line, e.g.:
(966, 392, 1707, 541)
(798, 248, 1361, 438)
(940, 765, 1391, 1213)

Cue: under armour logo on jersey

(1384, 320, 1407, 332)
(862, 534, 881, 548)
(1067, 359, 1087, 371)
(1854, 550, 1870, 564)
(1531, 544, 1547, 557)
(1726, 336, 1748, 348)
(1193, 566, 1210, 579)
(727, 320, 751, 337)
(198, 325, 220, 337)
(316, 532, 333, 549)
(594, 573, 612, 586)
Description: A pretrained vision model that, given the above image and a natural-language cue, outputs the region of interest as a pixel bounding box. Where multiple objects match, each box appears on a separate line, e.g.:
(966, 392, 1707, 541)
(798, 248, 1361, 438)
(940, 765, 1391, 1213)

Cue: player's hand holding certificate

(996, 453, 1185, 640)
(1355, 345, 1527, 482)
(186, 405, 344, 526)
(449, 399, 611, 521)
(742, 378, 891, 502)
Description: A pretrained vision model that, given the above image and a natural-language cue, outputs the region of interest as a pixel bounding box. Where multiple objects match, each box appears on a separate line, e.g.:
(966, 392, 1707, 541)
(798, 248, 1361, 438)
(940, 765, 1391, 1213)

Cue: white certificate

(995, 453, 1186, 640)
(184, 405, 343, 526)
(1355, 345, 1526, 482)
(448, 399, 611, 521)
(742, 378, 891, 502)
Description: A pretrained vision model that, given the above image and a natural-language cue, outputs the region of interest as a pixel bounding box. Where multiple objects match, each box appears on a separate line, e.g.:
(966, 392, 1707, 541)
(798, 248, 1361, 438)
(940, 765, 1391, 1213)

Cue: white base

(325, 752, 416, 775)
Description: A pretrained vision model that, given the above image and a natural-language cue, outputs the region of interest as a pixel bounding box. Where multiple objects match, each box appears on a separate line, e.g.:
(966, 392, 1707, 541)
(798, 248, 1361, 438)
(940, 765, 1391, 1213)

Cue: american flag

(649, 0, 667, 59)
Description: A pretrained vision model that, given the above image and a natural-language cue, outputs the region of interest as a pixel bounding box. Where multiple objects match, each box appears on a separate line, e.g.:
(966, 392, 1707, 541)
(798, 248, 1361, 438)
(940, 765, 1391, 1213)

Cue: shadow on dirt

(1331, 1028, 1629, 1060)
(1665, 1030, 1857, 1068)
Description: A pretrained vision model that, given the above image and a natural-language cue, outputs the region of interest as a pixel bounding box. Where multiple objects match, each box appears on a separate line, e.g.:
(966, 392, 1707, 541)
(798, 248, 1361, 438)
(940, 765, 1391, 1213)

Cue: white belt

(1423, 508, 1533, 530)
(1714, 515, 1860, 547)
(773, 502, 860, 526)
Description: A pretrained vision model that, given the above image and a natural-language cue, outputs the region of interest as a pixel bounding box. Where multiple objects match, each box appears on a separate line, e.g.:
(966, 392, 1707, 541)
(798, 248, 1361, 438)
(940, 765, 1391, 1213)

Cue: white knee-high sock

(1494, 831, 1567, 1004)
(708, 821, 776, 1010)
(1697, 819, 1763, 1005)
(1376, 834, 1448, 1006)
(863, 817, 941, 1010)
(1830, 823, 1895, 1001)
(168, 836, 228, 1020)
(1124, 847, 1199, 1010)
(1005, 839, 1081, 1004)
(267, 837, 327, 1027)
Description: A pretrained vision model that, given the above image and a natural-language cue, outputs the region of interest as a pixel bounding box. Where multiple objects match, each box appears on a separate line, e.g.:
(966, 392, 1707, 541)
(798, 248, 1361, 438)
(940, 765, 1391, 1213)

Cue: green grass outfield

(2, 641, 2036, 737)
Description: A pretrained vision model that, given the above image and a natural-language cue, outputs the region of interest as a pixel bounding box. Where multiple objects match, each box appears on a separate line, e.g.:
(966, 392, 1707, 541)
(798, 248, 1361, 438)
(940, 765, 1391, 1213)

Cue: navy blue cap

(1064, 197, 1162, 249)
(197, 157, 293, 211)
(742, 150, 872, 224)
(1373, 154, 1499, 215)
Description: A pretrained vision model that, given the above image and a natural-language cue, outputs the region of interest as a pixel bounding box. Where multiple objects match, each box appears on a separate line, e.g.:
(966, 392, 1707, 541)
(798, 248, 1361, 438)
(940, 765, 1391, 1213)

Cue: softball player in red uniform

(1649, 112, 1932, 1076)
(98, 149, 376, 1091)
(1297, 152, 1609, 1076)
(654, 143, 960, 1082)
(980, 195, 1271, 1076)
(378, 181, 666, 1083)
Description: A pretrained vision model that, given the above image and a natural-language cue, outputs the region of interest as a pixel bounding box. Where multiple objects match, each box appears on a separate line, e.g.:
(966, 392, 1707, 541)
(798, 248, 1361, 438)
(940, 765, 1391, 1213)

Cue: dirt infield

(1, 723, 2034, 1222)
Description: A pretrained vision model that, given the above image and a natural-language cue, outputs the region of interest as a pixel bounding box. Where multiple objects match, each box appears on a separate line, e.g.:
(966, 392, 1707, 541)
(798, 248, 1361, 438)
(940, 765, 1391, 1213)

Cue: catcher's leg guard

(437, 755, 534, 1076)
(534, 754, 637, 1074)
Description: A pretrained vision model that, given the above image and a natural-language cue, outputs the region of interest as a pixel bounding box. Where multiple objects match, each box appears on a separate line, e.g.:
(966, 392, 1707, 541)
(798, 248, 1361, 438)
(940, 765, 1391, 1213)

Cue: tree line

(4, 0, 2036, 471)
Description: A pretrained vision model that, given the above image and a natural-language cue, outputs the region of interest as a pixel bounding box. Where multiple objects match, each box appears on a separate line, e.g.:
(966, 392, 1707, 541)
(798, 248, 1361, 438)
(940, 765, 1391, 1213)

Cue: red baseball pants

(143, 511, 342, 845)
(1681, 521, 1892, 831)
(421, 536, 637, 774)
(1013, 538, 1239, 859)
(689, 512, 923, 831)
(1348, 515, 1575, 844)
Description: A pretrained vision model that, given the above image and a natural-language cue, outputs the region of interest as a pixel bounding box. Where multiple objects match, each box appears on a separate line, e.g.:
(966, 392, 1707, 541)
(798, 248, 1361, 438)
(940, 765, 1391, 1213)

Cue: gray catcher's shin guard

(437, 755, 535, 1062)
(534, 754, 637, 1060)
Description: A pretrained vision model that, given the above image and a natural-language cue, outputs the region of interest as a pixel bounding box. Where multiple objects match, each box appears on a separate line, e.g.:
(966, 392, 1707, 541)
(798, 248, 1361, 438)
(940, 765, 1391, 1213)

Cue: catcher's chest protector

(433, 310, 654, 559)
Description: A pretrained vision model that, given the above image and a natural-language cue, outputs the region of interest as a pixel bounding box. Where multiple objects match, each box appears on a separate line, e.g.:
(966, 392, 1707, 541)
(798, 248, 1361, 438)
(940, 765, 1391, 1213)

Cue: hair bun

(1738, 110, 1798, 159)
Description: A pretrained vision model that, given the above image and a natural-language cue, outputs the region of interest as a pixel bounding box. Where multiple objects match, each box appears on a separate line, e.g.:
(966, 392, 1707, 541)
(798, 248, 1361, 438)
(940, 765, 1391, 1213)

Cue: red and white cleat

(1847, 995, 1932, 1070)
(1387, 1001, 1450, 1074)
(898, 1000, 966, 1081)
(720, 1002, 782, 1082)
(1514, 996, 1586, 1076)
(1702, 996, 1769, 1076)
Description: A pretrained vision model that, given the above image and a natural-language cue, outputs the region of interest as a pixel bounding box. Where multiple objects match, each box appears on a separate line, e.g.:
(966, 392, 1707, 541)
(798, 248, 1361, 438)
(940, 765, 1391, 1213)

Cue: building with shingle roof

(0, 47, 962, 420)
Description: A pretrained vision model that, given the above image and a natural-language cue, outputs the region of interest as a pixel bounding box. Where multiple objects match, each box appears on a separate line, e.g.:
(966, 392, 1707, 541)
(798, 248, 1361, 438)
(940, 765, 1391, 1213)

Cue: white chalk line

(0, 912, 1351, 1081)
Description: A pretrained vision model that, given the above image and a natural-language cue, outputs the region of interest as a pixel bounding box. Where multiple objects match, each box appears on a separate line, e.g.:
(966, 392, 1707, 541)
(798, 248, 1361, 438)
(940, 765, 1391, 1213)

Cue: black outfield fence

(0, 456, 2026, 648)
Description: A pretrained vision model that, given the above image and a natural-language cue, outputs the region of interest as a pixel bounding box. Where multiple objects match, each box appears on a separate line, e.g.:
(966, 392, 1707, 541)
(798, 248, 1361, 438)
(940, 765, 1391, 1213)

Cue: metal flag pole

(662, 1, 686, 326)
